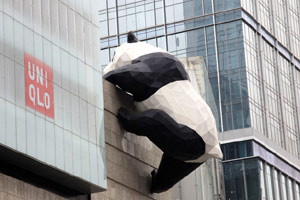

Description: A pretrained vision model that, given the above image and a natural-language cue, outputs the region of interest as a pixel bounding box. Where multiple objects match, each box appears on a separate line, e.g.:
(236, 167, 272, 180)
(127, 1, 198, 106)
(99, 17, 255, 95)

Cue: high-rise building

(100, 0, 300, 199)
(0, 0, 106, 197)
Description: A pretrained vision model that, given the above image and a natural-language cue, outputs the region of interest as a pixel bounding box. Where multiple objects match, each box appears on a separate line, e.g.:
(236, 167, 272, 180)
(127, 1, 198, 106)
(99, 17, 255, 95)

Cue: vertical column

(274, 44, 286, 149)
(162, 0, 168, 51)
(211, 2, 225, 200)
(211, 0, 223, 133)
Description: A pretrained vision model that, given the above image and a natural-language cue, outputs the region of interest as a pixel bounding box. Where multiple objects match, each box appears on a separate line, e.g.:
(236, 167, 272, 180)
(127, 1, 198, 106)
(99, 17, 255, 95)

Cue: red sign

(24, 53, 54, 119)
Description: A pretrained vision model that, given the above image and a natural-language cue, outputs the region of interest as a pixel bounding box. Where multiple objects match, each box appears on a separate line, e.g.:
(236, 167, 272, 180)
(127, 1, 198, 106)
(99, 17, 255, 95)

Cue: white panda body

(135, 80, 222, 163)
(104, 41, 223, 163)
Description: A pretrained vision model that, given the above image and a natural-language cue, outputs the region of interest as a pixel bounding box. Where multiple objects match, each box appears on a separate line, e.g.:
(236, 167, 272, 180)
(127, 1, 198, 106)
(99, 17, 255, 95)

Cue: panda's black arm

(103, 62, 149, 101)
(103, 52, 189, 102)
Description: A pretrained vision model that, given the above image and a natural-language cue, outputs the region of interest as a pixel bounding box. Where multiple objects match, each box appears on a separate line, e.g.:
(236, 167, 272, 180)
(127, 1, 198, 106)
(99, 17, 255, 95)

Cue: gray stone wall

(0, 173, 67, 200)
(92, 80, 179, 200)
(0, 80, 180, 200)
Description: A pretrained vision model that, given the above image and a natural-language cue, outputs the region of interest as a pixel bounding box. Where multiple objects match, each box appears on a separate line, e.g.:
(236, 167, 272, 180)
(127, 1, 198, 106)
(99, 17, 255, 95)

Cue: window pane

(282, 174, 288, 200)
(274, 170, 282, 200)
(259, 161, 267, 200)
(245, 159, 260, 200)
(266, 165, 274, 200)
(288, 179, 295, 200)
(224, 161, 246, 200)
(296, 183, 300, 200)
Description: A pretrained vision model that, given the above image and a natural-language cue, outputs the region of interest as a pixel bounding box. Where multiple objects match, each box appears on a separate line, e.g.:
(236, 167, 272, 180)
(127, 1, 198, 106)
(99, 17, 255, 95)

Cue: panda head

(103, 32, 189, 101)
(104, 32, 168, 75)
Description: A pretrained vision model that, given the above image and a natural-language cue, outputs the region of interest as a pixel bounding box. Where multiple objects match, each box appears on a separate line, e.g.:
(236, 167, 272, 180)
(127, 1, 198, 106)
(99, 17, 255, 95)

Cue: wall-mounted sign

(24, 53, 54, 119)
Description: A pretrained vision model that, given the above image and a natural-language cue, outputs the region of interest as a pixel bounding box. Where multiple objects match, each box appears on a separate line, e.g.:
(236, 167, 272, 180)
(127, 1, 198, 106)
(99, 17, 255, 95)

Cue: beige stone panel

(92, 178, 179, 200)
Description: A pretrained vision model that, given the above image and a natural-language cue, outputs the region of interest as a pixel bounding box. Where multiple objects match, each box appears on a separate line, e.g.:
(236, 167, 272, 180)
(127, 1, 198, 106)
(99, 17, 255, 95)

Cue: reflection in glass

(224, 160, 246, 200)
(244, 159, 259, 200)
(259, 161, 267, 200)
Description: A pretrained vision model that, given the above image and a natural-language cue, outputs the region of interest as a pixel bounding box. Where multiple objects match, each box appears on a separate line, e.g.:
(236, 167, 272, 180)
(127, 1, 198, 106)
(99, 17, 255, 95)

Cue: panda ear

(127, 31, 138, 43)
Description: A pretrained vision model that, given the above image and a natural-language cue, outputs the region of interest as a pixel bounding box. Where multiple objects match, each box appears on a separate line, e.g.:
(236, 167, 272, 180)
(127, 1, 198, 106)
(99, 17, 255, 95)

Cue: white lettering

(44, 93, 50, 109)
(29, 84, 35, 106)
(28, 62, 35, 80)
(36, 66, 43, 85)
(37, 88, 44, 107)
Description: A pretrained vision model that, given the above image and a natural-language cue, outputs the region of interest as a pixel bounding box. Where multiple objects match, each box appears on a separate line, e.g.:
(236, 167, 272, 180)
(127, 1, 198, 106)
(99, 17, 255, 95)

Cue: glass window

(227, 143, 236, 160)
(194, 0, 203, 16)
(224, 161, 246, 200)
(118, 16, 127, 34)
(109, 19, 117, 35)
(259, 161, 267, 199)
(237, 141, 246, 158)
(245, 159, 260, 200)
(107, 0, 116, 8)
(155, 7, 164, 25)
(166, 5, 174, 23)
(157, 36, 166, 50)
(274, 170, 282, 200)
(146, 10, 155, 27)
(167, 34, 176, 53)
(127, 14, 136, 31)
(296, 183, 300, 200)
(233, 107, 243, 129)
(146, 38, 156, 46)
(282, 174, 288, 200)
(136, 12, 146, 29)
(204, 0, 212, 14)
(266, 165, 274, 200)
(100, 49, 109, 69)
(215, 0, 240, 12)
(173, 3, 184, 22)
(288, 179, 295, 200)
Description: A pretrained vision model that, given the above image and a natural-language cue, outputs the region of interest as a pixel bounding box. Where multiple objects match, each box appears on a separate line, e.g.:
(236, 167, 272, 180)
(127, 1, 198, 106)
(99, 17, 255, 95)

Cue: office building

(0, 0, 107, 199)
(100, 0, 300, 199)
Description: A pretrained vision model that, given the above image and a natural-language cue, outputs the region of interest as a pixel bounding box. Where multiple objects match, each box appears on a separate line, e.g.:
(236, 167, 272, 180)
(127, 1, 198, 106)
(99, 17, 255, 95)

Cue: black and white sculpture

(103, 32, 223, 193)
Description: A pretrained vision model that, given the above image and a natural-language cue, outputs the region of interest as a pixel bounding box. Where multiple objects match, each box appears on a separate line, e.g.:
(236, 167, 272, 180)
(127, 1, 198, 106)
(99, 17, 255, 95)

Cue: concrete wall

(0, 79, 180, 200)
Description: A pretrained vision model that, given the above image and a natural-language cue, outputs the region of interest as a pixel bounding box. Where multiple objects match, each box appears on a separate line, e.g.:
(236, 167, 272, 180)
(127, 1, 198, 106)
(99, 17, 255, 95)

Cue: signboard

(24, 53, 54, 119)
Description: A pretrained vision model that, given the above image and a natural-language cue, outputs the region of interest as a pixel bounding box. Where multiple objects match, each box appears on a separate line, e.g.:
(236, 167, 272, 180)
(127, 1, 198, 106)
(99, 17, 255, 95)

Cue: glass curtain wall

(100, 0, 300, 147)
(240, 0, 300, 158)
(100, 0, 250, 133)
(242, 20, 300, 157)
(100, 0, 300, 199)
(223, 158, 300, 200)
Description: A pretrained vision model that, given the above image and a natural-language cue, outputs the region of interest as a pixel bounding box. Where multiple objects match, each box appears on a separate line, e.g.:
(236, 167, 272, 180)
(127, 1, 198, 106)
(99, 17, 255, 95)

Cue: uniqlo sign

(24, 53, 54, 119)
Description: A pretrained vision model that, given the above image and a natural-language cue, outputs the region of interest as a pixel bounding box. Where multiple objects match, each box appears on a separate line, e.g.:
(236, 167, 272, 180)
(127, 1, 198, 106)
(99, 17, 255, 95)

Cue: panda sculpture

(103, 32, 223, 193)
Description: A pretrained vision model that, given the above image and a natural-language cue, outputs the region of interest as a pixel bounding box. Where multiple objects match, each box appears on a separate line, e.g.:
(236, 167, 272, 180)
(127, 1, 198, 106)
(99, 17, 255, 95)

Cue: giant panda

(103, 32, 223, 193)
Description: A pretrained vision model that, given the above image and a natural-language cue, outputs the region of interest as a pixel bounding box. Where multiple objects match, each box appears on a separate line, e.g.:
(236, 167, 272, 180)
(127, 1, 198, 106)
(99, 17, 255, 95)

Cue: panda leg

(151, 153, 202, 193)
(117, 107, 205, 161)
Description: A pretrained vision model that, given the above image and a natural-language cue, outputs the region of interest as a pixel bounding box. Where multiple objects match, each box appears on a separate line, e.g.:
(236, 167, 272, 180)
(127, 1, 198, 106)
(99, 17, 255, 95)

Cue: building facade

(100, 0, 300, 199)
(0, 0, 107, 197)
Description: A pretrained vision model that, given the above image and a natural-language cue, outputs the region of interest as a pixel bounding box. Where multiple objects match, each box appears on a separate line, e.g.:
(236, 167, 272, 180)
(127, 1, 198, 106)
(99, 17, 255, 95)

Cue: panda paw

(117, 107, 129, 120)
